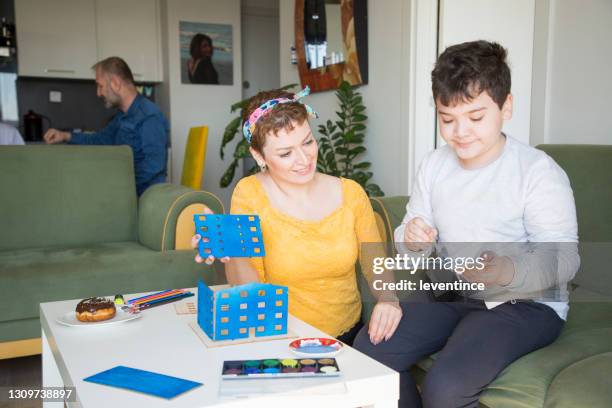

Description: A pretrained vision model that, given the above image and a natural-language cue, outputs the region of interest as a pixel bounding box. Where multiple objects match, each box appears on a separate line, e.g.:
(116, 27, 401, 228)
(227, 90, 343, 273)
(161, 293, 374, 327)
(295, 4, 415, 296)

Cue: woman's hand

(191, 235, 231, 265)
(191, 206, 230, 265)
(368, 301, 403, 345)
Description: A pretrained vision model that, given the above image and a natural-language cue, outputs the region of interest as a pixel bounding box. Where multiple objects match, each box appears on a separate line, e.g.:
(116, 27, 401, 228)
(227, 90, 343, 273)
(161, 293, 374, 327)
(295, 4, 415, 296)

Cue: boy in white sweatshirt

(354, 40, 579, 408)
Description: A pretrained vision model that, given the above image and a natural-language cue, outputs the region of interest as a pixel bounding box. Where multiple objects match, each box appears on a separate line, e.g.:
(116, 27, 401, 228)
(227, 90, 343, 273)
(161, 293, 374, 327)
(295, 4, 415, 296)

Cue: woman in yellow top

(196, 88, 401, 345)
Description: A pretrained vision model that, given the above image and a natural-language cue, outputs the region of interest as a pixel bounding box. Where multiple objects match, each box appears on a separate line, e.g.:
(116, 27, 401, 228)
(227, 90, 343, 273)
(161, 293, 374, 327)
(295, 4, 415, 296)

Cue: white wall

(540, 0, 612, 145)
(438, 0, 535, 146)
(280, 0, 412, 197)
(159, 0, 242, 207)
(241, 0, 280, 100)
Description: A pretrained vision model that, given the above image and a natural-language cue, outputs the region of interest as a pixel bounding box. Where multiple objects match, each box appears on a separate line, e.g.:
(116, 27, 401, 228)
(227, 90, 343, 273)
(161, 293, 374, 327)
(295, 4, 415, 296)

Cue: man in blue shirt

(44, 57, 169, 196)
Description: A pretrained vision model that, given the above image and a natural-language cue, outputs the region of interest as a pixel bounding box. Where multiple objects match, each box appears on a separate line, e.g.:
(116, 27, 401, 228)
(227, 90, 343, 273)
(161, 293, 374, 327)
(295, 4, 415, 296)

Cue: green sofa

(368, 145, 612, 407)
(0, 145, 226, 358)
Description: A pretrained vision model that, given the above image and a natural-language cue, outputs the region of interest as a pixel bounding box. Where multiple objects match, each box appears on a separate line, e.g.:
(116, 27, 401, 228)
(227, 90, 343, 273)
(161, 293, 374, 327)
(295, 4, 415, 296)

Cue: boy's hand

(463, 251, 515, 286)
(368, 301, 403, 345)
(403, 217, 438, 252)
(191, 206, 231, 265)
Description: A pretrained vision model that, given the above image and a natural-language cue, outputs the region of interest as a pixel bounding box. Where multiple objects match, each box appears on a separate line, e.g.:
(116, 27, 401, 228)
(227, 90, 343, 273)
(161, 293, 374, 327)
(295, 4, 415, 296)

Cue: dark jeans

(353, 293, 563, 408)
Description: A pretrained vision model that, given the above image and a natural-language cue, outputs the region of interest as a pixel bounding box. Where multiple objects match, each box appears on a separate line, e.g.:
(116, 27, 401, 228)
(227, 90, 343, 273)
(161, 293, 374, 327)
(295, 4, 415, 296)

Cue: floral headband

(242, 86, 319, 144)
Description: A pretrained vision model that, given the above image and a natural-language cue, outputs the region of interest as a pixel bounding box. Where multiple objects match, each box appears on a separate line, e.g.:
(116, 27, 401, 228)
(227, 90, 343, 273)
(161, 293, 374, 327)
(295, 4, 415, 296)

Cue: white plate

(56, 309, 141, 327)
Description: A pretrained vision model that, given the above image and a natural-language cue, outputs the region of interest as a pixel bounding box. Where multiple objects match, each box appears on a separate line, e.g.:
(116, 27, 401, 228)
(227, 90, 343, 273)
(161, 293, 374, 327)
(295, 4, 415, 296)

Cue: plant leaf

(234, 139, 250, 158)
(220, 116, 242, 159)
(349, 146, 366, 156)
(220, 160, 238, 188)
(353, 161, 371, 169)
(365, 183, 385, 197)
(333, 138, 345, 147)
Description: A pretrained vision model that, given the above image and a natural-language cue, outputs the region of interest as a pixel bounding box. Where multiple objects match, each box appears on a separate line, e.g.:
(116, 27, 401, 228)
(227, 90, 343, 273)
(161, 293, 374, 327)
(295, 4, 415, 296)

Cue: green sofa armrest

(370, 196, 410, 243)
(360, 195, 410, 323)
(138, 183, 225, 251)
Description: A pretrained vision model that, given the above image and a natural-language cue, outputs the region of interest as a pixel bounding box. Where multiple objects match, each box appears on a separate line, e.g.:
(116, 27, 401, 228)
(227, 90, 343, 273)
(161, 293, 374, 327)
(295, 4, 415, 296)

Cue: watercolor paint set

(221, 358, 341, 379)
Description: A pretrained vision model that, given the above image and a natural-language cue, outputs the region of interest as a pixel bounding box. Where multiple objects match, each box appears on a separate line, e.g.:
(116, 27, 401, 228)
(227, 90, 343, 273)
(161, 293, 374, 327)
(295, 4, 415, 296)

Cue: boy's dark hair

(432, 40, 511, 109)
(92, 57, 134, 85)
(242, 89, 308, 155)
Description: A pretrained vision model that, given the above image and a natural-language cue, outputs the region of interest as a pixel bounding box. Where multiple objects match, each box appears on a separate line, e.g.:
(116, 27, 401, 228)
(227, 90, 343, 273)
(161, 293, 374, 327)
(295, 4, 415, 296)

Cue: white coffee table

(40, 288, 399, 407)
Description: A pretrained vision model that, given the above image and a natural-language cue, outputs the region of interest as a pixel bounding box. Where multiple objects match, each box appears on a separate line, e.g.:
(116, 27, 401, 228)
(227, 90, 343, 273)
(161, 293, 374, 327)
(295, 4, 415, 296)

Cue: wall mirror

(295, 0, 368, 93)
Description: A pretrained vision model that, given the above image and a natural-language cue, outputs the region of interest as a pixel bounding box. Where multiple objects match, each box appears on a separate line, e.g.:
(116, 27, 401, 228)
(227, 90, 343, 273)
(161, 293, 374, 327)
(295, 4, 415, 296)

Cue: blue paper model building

(197, 280, 288, 341)
(194, 214, 265, 259)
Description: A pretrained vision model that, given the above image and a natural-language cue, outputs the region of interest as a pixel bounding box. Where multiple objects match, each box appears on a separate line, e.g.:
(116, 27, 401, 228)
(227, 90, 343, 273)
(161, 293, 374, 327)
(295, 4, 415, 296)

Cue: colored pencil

(128, 289, 185, 305)
(138, 293, 194, 310)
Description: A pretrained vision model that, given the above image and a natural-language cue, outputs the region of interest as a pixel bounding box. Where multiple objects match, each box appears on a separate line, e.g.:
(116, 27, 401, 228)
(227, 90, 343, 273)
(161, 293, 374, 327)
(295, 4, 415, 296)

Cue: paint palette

(289, 337, 344, 358)
(221, 358, 340, 380)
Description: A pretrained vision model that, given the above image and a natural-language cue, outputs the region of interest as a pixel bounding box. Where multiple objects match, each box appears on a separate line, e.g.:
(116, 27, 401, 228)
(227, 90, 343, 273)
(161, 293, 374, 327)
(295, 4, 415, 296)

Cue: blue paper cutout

(83, 366, 202, 399)
(296, 345, 337, 354)
(198, 280, 288, 341)
(194, 214, 265, 258)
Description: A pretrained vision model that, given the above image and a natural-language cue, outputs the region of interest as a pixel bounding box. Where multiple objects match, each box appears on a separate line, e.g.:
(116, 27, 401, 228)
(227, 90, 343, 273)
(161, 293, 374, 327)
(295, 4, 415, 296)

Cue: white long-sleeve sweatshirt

(395, 136, 580, 319)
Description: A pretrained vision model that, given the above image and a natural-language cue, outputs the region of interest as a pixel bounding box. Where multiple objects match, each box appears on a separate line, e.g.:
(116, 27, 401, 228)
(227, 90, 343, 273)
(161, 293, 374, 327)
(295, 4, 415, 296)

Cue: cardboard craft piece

(198, 281, 288, 341)
(194, 214, 265, 258)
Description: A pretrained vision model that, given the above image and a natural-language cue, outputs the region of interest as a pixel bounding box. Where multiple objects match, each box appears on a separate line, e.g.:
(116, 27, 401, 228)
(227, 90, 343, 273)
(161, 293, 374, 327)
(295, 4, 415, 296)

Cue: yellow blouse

(230, 175, 382, 337)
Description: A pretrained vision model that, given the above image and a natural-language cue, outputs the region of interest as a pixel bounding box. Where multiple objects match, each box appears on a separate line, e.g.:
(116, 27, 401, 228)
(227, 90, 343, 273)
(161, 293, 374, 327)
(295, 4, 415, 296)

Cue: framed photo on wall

(179, 21, 233, 85)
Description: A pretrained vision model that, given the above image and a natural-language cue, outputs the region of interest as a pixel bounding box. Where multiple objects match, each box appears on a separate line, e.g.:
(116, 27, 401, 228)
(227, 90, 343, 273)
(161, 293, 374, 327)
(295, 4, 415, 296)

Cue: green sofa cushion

(536, 145, 612, 296)
(481, 327, 612, 408)
(0, 318, 41, 345)
(480, 296, 612, 407)
(536, 145, 612, 243)
(0, 241, 224, 340)
(544, 352, 612, 408)
(0, 145, 138, 251)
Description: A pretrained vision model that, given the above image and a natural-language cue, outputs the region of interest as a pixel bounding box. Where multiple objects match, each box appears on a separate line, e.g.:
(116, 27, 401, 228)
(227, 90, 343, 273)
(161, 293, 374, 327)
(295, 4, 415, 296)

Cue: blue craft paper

(83, 366, 202, 399)
(297, 345, 337, 354)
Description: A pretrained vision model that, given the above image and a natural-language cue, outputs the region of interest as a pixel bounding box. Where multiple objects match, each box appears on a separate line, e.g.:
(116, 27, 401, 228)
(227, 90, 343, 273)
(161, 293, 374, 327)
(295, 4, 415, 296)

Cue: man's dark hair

(432, 40, 511, 109)
(190, 33, 213, 59)
(92, 57, 135, 85)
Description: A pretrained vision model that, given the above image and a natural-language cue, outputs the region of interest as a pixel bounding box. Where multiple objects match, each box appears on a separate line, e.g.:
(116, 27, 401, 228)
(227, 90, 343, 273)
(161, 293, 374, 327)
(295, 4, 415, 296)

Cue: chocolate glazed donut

(75, 297, 116, 322)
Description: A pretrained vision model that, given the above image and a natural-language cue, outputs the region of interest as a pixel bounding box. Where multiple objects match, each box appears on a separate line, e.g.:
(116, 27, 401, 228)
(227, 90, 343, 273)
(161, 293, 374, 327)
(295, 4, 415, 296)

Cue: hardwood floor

(0, 355, 42, 408)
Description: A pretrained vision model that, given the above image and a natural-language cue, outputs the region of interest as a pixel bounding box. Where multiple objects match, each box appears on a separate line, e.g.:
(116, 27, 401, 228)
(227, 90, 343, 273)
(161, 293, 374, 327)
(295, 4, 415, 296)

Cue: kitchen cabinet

(15, 0, 163, 82)
(95, 0, 162, 82)
(15, 0, 98, 79)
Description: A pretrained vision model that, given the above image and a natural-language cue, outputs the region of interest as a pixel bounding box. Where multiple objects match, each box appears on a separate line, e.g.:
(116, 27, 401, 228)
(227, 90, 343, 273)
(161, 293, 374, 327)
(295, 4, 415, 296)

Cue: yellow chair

(181, 126, 208, 190)
(175, 126, 210, 250)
